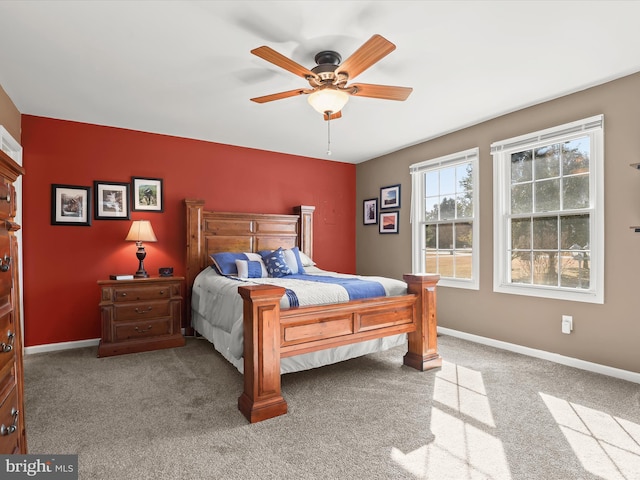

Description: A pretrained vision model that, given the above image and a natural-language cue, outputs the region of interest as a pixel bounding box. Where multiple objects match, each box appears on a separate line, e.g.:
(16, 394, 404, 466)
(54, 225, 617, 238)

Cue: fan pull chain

(326, 111, 332, 156)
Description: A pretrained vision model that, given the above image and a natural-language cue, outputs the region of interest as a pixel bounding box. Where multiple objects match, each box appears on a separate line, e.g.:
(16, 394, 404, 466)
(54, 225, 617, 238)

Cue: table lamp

(125, 220, 157, 278)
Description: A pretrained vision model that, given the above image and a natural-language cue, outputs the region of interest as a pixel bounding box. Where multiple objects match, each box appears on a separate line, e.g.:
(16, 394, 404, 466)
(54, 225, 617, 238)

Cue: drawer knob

(134, 325, 153, 333)
(2, 192, 9, 203)
(134, 306, 152, 314)
(0, 255, 10, 273)
(0, 408, 18, 436)
(0, 331, 14, 353)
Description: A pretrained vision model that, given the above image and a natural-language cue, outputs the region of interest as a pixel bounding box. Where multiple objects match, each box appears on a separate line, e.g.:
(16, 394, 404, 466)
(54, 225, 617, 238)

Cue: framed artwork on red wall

(94, 181, 130, 220)
(50, 184, 92, 226)
(131, 177, 163, 212)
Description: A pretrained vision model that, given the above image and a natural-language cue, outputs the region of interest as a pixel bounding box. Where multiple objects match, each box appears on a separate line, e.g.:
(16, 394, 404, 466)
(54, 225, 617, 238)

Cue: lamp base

(134, 243, 148, 278)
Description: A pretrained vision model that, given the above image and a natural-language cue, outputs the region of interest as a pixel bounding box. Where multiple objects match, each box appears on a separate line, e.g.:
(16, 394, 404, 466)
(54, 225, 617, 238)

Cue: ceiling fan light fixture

(307, 88, 349, 115)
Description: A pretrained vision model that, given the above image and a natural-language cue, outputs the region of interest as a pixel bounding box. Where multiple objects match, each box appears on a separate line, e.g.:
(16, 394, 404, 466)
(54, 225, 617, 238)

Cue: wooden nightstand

(97, 276, 186, 357)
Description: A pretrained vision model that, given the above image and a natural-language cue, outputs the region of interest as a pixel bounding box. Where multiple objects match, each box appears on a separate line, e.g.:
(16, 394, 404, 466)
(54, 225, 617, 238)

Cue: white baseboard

(438, 327, 640, 385)
(25, 338, 100, 355)
(25, 330, 640, 385)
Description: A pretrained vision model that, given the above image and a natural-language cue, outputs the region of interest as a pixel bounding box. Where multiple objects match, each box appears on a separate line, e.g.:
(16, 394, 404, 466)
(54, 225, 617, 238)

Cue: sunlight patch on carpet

(540, 392, 640, 480)
(391, 361, 510, 479)
(433, 361, 496, 427)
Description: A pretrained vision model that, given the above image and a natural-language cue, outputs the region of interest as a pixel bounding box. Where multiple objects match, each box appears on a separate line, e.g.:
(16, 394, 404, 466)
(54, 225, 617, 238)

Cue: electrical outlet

(562, 315, 573, 334)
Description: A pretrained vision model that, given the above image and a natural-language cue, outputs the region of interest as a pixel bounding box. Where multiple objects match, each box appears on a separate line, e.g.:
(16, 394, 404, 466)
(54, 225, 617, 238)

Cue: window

(410, 148, 479, 289)
(492, 115, 604, 303)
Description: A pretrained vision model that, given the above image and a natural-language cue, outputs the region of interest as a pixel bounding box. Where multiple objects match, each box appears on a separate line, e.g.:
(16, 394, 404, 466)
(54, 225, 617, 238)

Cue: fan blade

(251, 46, 318, 80)
(250, 88, 313, 104)
(335, 34, 396, 81)
(323, 111, 342, 121)
(349, 83, 413, 101)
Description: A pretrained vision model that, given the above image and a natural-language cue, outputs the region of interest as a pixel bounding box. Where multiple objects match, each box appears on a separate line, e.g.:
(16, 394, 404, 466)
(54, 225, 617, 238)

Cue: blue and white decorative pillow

(259, 247, 306, 274)
(235, 259, 267, 278)
(261, 247, 293, 278)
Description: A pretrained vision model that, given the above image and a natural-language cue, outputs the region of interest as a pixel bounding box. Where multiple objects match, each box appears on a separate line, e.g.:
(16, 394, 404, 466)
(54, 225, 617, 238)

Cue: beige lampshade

(307, 88, 349, 115)
(125, 220, 157, 242)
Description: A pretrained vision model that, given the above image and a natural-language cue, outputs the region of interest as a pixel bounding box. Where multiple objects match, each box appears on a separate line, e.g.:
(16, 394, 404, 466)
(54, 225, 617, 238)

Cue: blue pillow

(261, 247, 293, 278)
(211, 252, 247, 275)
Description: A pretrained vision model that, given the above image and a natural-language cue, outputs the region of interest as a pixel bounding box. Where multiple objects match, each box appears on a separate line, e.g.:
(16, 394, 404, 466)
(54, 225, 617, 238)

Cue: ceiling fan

(250, 34, 413, 121)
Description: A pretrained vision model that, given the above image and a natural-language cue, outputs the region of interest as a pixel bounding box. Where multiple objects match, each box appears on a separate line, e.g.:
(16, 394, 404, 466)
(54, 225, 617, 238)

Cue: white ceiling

(1, 1, 640, 164)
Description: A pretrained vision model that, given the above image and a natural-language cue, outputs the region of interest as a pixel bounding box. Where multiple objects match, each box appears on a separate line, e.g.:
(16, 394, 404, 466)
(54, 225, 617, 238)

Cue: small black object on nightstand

(159, 267, 173, 277)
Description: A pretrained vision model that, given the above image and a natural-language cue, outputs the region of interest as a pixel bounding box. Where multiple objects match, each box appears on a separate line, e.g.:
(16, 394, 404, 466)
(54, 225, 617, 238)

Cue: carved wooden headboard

(184, 199, 315, 327)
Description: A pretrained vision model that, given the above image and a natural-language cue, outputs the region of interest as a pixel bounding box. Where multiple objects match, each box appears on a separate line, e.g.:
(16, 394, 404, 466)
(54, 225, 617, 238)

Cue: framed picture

(94, 181, 130, 220)
(379, 211, 399, 234)
(380, 184, 401, 209)
(363, 198, 378, 225)
(51, 184, 91, 226)
(131, 177, 163, 212)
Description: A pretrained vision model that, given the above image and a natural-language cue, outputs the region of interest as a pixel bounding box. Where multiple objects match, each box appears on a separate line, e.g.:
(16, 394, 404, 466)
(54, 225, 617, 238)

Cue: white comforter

(191, 266, 409, 373)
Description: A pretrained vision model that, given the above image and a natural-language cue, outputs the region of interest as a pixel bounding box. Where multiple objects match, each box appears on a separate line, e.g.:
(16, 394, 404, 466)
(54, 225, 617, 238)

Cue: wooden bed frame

(185, 199, 441, 423)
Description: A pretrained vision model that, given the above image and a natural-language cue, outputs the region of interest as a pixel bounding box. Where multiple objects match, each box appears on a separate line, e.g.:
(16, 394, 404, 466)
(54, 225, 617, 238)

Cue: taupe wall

(0, 84, 21, 142)
(357, 72, 640, 374)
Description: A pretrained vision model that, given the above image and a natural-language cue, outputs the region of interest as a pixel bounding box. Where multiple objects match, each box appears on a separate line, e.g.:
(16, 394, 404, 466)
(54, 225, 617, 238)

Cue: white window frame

(410, 148, 479, 289)
(492, 115, 604, 304)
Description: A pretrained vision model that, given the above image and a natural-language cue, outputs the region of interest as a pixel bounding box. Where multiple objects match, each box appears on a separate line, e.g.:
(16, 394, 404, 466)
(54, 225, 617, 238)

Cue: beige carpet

(23, 335, 640, 479)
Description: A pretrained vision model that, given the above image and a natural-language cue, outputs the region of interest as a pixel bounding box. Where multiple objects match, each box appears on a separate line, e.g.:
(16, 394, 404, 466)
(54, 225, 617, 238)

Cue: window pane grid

(412, 148, 479, 289)
(422, 221, 473, 279)
(507, 207, 591, 290)
(423, 161, 474, 280)
(424, 162, 473, 221)
(510, 136, 591, 215)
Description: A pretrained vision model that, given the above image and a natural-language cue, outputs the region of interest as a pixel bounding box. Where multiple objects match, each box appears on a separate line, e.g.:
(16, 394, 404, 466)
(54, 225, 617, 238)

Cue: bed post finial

(294, 205, 315, 259)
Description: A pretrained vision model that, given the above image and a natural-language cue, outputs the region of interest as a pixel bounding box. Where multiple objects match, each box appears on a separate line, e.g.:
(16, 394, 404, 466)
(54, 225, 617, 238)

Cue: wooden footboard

(237, 274, 441, 423)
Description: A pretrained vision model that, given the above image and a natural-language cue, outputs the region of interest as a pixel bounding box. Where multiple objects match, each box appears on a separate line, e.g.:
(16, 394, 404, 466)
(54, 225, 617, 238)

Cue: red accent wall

(21, 116, 356, 347)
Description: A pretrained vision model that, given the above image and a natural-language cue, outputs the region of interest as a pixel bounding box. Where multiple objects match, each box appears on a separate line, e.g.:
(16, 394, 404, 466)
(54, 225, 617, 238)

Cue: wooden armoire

(0, 149, 26, 453)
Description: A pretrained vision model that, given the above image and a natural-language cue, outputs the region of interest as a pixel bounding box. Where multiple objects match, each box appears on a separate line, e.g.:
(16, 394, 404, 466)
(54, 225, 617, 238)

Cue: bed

(185, 199, 441, 423)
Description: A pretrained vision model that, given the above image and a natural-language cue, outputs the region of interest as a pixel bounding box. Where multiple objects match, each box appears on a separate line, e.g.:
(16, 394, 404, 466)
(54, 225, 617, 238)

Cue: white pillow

(298, 250, 316, 267)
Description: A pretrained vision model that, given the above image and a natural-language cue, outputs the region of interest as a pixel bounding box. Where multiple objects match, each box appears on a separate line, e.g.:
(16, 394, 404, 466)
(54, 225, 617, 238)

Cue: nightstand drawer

(0, 387, 20, 454)
(114, 318, 171, 341)
(113, 284, 173, 302)
(113, 301, 171, 321)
